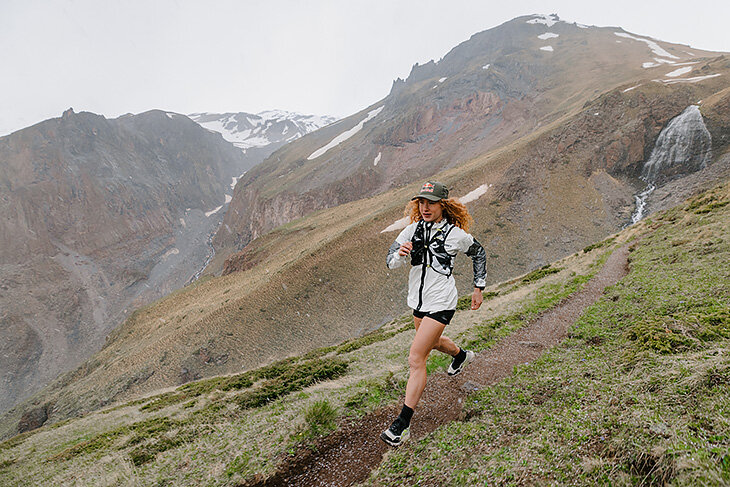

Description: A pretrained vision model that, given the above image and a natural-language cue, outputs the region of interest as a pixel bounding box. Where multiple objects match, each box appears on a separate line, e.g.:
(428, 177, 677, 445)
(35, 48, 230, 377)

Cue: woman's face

(418, 198, 443, 222)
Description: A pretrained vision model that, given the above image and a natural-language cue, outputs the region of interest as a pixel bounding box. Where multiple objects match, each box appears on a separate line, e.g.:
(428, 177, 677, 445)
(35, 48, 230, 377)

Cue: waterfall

(631, 105, 712, 224)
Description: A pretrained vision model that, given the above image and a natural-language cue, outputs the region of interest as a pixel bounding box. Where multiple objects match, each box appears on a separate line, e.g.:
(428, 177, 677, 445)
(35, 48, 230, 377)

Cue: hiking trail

(243, 244, 631, 487)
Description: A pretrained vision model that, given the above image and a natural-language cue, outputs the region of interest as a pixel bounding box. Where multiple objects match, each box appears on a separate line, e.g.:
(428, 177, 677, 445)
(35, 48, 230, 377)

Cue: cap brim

(411, 194, 442, 201)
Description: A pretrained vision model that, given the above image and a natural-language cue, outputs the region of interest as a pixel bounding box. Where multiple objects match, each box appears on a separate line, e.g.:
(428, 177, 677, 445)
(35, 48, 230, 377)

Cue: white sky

(1, 0, 729, 136)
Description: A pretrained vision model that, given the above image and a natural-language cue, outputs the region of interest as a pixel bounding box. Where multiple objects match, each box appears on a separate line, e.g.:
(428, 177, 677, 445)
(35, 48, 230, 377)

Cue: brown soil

(242, 244, 630, 487)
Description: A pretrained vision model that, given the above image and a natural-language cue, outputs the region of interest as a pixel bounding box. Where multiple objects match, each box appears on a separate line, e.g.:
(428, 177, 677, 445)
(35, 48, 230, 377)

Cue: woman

(381, 181, 487, 447)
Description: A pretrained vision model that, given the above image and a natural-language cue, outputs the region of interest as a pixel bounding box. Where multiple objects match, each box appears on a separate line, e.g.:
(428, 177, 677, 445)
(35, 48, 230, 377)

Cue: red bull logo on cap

(422, 182, 434, 193)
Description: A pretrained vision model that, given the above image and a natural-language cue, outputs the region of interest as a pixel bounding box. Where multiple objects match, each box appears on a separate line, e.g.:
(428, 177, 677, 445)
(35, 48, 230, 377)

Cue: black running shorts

(412, 309, 455, 325)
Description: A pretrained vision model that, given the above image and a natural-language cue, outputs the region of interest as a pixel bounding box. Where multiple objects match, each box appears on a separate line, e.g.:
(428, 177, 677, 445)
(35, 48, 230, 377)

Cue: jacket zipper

(416, 222, 432, 311)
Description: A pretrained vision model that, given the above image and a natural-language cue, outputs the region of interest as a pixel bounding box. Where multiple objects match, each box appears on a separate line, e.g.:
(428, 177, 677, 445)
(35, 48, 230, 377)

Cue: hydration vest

(410, 220, 456, 277)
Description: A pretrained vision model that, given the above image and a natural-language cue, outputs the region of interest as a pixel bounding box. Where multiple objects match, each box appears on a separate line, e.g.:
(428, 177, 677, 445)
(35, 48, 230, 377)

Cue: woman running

(381, 181, 487, 447)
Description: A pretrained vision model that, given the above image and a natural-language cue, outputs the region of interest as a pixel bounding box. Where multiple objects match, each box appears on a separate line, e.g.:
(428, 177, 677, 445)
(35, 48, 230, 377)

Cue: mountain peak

(188, 110, 338, 150)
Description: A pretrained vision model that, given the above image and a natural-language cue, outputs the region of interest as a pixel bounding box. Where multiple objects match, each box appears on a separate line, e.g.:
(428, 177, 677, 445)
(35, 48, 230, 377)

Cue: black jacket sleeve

(466, 238, 487, 289)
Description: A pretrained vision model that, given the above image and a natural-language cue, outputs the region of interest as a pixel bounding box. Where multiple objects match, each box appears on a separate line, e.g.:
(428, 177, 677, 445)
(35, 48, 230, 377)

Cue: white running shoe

(380, 417, 410, 447)
(447, 350, 475, 376)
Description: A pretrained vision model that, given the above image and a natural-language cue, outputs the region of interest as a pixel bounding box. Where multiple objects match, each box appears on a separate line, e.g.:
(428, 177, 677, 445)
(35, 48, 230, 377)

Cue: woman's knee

(408, 350, 427, 370)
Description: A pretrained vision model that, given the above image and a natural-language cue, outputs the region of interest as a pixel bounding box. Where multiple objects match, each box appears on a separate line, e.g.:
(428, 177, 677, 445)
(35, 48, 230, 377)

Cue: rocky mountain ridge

(212, 14, 724, 260)
(188, 110, 337, 151)
(0, 108, 249, 414)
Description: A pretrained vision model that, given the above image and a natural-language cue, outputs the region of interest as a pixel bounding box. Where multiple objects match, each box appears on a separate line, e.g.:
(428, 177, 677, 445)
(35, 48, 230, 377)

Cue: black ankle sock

(399, 404, 414, 425)
(453, 348, 467, 365)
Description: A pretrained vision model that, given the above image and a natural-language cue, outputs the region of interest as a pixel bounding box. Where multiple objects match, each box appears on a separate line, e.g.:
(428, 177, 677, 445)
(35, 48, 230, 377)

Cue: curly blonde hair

(405, 198, 473, 231)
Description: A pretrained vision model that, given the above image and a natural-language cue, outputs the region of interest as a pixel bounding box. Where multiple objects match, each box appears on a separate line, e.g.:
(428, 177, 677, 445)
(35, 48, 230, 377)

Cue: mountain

(188, 110, 338, 151)
(0, 108, 249, 414)
(188, 111, 338, 184)
(212, 13, 725, 259)
(1, 14, 728, 438)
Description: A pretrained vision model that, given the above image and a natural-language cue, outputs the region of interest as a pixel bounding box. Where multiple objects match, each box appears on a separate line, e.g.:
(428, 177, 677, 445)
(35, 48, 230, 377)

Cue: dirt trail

(244, 245, 630, 487)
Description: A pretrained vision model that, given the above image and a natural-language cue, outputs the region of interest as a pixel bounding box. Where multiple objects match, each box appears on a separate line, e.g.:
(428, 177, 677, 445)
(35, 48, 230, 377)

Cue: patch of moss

(583, 236, 616, 253)
(521, 264, 563, 283)
(626, 320, 694, 353)
(236, 358, 348, 410)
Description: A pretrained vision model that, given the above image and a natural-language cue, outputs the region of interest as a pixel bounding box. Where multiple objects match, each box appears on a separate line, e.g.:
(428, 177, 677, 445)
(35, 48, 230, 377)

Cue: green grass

(235, 357, 348, 409)
(521, 264, 563, 283)
(343, 373, 407, 414)
(369, 184, 730, 486)
(303, 400, 338, 437)
(583, 236, 616, 253)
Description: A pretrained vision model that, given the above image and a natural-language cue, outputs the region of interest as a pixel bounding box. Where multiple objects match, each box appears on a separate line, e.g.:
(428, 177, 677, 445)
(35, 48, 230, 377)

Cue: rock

(17, 404, 50, 433)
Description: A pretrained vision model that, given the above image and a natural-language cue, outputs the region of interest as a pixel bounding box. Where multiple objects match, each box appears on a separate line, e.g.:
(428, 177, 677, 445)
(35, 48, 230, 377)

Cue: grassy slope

(368, 183, 730, 485)
(0, 214, 629, 486)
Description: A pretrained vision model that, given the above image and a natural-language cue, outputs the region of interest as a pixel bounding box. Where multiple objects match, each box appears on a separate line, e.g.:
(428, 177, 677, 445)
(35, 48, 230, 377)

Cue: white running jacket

(387, 219, 487, 312)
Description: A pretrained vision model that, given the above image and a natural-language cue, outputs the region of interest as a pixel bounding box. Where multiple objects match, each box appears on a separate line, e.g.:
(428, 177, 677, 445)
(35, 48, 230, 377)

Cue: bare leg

(405, 317, 449, 409)
(414, 316, 460, 356)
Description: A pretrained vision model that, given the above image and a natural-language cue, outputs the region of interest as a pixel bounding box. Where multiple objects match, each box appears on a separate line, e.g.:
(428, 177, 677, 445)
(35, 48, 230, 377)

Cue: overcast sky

(2, 0, 729, 136)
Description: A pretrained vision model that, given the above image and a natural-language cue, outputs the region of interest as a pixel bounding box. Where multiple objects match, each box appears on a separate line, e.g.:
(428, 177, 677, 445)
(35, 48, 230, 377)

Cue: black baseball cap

(412, 181, 449, 201)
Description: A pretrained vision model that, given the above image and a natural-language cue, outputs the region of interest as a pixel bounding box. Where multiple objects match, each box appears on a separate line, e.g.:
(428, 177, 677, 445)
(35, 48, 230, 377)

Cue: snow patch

(540, 46, 554, 52)
(665, 66, 693, 78)
(643, 57, 677, 69)
(538, 32, 559, 40)
(225, 194, 232, 203)
(307, 106, 384, 160)
(438, 77, 447, 83)
(614, 32, 679, 60)
(230, 172, 246, 190)
(527, 14, 559, 27)
(205, 205, 223, 217)
(166, 113, 175, 119)
(373, 152, 382, 166)
(575, 23, 589, 29)
(381, 217, 410, 234)
(657, 73, 722, 85)
(458, 184, 492, 204)
(623, 84, 642, 93)
(482, 64, 490, 70)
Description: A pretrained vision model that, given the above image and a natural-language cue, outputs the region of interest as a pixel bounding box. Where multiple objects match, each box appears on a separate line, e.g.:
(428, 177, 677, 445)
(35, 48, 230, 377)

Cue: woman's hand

(399, 241, 413, 256)
(471, 287, 483, 310)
